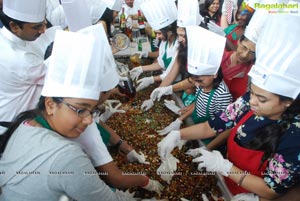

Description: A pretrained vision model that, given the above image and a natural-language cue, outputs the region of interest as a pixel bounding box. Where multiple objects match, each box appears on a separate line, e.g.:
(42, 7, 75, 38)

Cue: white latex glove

(192, 148, 233, 176)
(152, 38, 160, 48)
(185, 147, 203, 157)
(157, 130, 181, 158)
(136, 76, 154, 91)
(127, 150, 150, 164)
(99, 100, 125, 122)
(115, 189, 135, 199)
(157, 118, 182, 135)
(177, 139, 187, 150)
(126, 17, 133, 29)
(141, 99, 154, 111)
(157, 154, 179, 183)
(207, 21, 225, 36)
(150, 86, 173, 101)
(142, 178, 164, 194)
(231, 193, 259, 201)
(129, 66, 143, 81)
(164, 99, 181, 115)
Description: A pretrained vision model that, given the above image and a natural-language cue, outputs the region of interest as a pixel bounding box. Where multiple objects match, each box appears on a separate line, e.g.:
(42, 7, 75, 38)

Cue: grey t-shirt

(0, 123, 128, 201)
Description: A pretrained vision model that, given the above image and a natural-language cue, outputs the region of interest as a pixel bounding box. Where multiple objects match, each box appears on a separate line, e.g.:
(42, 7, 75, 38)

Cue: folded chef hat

(41, 24, 117, 100)
(140, 0, 177, 30)
(61, 0, 92, 32)
(248, 14, 300, 99)
(177, 0, 202, 27)
(106, 0, 123, 11)
(186, 25, 226, 76)
(3, 0, 46, 23)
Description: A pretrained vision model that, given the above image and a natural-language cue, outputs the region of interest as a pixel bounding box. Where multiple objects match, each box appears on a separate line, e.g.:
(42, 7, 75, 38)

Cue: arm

(141, 62, 163, 72)
(96, 161, 148, 189)
(228, 165, 279, 199)
(159, 59, 180, 87)
(178, 103, 195, 122)
(206, 129, 231, 150)
(172, 78, 195, 93)
(180, 121, 216, 140)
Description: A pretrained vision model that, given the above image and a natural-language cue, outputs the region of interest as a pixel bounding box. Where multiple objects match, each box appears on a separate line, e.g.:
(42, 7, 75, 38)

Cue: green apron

(96, 123, 111, 146)
(162, 40, 175, 69)
(191, 88, 216, 145)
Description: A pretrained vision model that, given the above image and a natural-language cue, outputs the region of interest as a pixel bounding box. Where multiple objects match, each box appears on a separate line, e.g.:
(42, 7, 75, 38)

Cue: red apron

(225, 111, 268, 195)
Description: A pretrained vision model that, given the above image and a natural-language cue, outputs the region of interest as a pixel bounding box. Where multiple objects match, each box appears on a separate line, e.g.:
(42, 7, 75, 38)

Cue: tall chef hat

(3, 0, 46, 23)
(177, 0, 203, 27)
(61, 0, 92, 32)
(248, 14, 300, 99)
(186, 25, 226, 76)
(41, 24, 112, 100)
(140, 0, 177, 30)
(106, 0, 123, 11)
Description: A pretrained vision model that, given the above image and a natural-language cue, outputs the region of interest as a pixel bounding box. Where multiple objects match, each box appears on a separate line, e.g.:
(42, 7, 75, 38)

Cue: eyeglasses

(58, 99, 100, 118)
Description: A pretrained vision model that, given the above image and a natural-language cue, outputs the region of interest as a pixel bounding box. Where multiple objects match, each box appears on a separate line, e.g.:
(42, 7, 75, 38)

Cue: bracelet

(115, 139, 123, 149)
(237, 172, 248, 186)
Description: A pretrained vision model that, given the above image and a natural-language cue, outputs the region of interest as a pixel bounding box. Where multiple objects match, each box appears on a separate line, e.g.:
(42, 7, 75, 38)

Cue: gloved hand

(164, 100, 181, 115)
(207, 21, 225, 36)
(231, 193, 259, 201)
(177, 139, 187, 150)
(157, 130, 181, 158)
(126, 17, 133, 29)
(152, 38, 160, 48)
(141, 99, 154, 111)
(192, 148, 233, 176)
(129, 66, 143, 81)
(136, 76, 154, 91)
(150, 86, 173, 101)
(142, 178, 164, 194)
(157, 118, 182, 135)
(157, 154, 179, 183)
(127, 150, 150, 164)
(99, 100, 126, 122)
(186, 147, 203, 157)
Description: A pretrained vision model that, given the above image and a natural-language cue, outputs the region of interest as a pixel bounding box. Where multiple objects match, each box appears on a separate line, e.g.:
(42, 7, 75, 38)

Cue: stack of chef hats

(41, 24, 113, 100)
(177, 0, 202, 27)
(3, 0, 46, 23)
(248, 14, 300, 99)
(186, 26, 226, 76)
(140, 0, 177, 30)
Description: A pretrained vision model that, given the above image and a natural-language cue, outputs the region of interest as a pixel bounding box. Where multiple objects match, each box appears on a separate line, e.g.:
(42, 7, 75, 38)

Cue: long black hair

(99, 8, 114, 38)
(160, 20, 178, 42)
(0, 97, 61, 154)
(177, 28, 188, 80)
(244, 95, 300, 169)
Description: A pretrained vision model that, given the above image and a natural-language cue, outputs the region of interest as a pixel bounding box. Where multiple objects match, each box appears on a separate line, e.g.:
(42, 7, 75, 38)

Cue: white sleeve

(70, 121, 113, 167)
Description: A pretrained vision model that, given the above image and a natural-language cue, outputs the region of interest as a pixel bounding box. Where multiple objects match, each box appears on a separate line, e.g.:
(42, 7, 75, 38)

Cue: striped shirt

(195, 81, 232, 119)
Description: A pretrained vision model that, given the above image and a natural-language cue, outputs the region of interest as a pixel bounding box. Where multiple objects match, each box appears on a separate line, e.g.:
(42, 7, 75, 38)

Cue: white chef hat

(140, 0, 177, 30)
(41, 24, 111, 100)
(177, 0, 203, 27)
(87, 0, 108, 24)
(248, 14, 300, 99)
(244, 9, 268, 44)
(186, 25, 226, 76)
(3, 0, 46, 23)
(106, 0, 123, 11)
(61, 0, 92, 32)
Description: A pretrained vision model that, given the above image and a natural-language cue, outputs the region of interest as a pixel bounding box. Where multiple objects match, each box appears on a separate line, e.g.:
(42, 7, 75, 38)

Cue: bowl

(112, 33, 130, 50)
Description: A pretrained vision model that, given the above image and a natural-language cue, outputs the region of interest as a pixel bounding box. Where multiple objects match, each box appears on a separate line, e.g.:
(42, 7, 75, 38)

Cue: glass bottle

(137, 10, 146, 36)
(118, 74, 136, 99)
(120, 7, 126, 33)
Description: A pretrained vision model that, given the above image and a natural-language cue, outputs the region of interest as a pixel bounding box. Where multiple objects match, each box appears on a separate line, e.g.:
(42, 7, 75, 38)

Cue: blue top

(208, 92, 300, 194)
